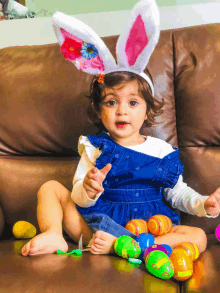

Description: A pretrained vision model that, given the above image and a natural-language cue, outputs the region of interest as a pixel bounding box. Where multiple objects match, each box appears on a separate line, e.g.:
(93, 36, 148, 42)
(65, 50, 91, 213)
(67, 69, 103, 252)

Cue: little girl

(22, 71, 220, 257)
(22, 1, 220, 256)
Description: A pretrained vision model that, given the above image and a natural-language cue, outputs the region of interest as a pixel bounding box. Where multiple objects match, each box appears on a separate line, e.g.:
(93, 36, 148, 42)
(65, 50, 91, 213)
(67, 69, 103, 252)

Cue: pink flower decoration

(90, 55, 105, 71)
(74, 55, 105, 72)
(61, 38, 82, 61)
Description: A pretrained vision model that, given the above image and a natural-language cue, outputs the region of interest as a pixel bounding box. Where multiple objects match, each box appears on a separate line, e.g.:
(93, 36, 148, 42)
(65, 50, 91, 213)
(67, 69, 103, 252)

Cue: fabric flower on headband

(61, 38, 82, 60)
(81, 43, 98, 60)
(53, 0, 160, 95)
(60, 28, 105, 72)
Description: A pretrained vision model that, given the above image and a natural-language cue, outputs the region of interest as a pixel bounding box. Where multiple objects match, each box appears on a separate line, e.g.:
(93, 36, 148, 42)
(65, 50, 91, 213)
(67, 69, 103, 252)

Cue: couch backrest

(0, 31, 177, 156)
(172, 24, 220, 232)
(0, 23, 219, 237)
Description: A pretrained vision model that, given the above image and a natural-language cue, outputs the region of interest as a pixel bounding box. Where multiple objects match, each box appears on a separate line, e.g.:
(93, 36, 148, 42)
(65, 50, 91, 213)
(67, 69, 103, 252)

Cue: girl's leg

(22, 180, 93, 256)
(90, 225, 207, 255)
(155, 225, 207, 253)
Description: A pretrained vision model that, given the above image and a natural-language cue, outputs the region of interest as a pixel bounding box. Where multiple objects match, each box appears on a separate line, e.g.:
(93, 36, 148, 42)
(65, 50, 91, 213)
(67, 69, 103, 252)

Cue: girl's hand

(83, 163, 112, 199)
(204, 188, 220, 216)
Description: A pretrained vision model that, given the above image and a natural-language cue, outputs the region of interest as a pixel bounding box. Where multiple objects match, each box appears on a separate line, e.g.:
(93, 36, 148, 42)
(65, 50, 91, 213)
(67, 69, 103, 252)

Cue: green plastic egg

(114, 235, 141, 259)
(145, 250, 174, 279)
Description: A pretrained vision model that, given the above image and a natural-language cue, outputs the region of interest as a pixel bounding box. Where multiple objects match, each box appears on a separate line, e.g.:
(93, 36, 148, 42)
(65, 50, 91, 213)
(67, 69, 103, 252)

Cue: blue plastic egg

(161, 244, 173, 257)
(134, 233, 155, 260)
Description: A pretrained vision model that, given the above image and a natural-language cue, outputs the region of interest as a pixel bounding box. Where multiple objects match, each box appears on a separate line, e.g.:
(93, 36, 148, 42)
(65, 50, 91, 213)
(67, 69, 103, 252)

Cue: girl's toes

(90, 245, 102, 254)
(94, 230, 106, 240)
(94, 237, 105, 246)
(22, 242, 31, 256)
(93, 243, 103, 250)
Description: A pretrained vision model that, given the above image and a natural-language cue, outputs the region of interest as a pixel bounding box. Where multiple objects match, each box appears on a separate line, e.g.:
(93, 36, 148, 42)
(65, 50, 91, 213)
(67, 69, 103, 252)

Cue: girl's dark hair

(86, 71, 164, 129)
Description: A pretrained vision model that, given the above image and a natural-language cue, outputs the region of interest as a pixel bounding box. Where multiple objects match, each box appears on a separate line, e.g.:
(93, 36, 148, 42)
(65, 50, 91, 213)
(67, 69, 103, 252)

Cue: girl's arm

(71, 150, 103, 207)
(163, 176, 219, 218)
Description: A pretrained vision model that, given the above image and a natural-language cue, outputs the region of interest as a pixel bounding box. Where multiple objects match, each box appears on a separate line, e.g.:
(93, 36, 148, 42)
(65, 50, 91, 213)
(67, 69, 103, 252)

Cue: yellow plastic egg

(12, 221, 36, 239)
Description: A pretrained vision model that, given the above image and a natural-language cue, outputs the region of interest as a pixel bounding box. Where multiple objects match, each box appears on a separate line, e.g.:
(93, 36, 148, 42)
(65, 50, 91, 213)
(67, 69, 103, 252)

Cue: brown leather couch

(0, 22, 220, 293)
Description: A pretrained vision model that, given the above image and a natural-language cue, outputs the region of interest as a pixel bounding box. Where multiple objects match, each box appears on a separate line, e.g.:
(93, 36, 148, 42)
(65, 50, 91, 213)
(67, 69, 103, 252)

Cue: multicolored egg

(170, 247, 193, 281)
(144, 244, 168, 261)
(148, 215, 172, 236)
(135, 233, 155, 260)
(177, 242, 200, 262)
(161, 244, 173, 257)
(114, 235, 141, 259)
(125, 219, 148, 235)
(145, 250, 174, 279)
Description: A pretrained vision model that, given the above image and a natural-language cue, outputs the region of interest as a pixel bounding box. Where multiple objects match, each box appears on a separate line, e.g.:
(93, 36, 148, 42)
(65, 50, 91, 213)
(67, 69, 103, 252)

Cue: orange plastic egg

(170, 247, 193, 281)
(125, 219, 148, 235)
(148, 215, 172, 236)
(177, 242, 200, 262)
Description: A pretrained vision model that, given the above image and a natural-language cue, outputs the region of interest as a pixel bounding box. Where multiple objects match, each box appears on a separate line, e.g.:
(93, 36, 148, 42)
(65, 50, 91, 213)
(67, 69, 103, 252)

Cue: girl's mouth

(116, 122, 128, 128)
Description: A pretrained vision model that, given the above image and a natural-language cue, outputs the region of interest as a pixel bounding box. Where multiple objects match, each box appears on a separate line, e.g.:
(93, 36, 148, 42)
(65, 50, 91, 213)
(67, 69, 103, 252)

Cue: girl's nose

(116, 103, 128, 115)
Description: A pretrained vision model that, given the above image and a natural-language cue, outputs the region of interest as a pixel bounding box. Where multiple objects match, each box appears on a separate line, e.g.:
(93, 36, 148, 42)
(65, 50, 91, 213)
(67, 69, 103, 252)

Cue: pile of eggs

(114, 215, 200, 281)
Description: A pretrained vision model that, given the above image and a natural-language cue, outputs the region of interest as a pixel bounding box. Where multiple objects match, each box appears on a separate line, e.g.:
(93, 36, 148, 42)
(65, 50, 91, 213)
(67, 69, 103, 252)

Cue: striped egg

(114, 235, 141, 259)
(125, 219, 148, 235)
(170, 247, 193, 281)
(177, 242, 200, 262)
(148, 215, 172, 236)
(144, 244, 168, 261)
(145, 250, 174, 279)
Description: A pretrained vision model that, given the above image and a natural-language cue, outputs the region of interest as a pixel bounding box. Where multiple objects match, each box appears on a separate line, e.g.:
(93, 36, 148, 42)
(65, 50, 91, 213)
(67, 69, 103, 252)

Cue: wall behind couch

(24, 0, 219, 15)
(1, 1, 220, 48)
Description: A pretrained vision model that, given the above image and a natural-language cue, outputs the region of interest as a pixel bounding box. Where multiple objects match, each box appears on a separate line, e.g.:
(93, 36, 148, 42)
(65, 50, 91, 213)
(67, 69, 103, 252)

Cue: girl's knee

(38, 180, 59, 196)
(193, 227, 207, 253)
(37, 180, 71, 202)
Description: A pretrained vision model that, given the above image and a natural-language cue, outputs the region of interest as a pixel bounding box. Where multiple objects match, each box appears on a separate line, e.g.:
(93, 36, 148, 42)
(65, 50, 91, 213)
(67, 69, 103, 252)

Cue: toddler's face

(97, 80, 147, 146)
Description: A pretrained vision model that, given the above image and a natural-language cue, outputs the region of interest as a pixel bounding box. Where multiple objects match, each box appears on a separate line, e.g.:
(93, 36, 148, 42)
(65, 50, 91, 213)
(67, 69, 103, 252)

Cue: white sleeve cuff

(164, 177, 220, 218)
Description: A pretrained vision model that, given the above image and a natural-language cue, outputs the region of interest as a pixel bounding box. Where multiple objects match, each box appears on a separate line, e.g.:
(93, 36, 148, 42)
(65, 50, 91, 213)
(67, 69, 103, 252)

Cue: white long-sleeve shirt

(71, 134, 218, 218)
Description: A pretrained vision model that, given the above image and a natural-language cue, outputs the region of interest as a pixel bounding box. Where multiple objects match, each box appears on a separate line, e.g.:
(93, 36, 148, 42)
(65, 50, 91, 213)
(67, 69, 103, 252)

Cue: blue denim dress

(77, 131, 184, 238)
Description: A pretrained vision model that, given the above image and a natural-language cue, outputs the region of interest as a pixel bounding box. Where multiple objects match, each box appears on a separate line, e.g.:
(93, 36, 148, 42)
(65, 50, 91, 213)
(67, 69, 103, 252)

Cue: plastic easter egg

(114, 235, 141, 259)
(135, 233, 155, 260)
(215, 224, 220, 241)
(126, 219, 148, 235)
(148, 215, 172, 236)
(144, 244, 168, 261)
(170, 247, 193, 281)
(177, 242, 200, 262)
(161, 244, 173, 257)
(12, 221, 36, 239)
(145, 250, 174, 279)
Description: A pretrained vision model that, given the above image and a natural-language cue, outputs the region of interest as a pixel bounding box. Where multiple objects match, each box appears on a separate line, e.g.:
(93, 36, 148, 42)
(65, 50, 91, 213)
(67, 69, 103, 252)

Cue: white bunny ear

(53, 12, 117, 75)
(116, 0, 160, 74)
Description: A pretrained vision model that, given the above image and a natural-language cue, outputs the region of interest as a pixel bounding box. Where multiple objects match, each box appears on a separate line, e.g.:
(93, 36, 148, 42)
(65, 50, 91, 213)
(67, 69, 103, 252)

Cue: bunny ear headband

(53, 0, 160, 96)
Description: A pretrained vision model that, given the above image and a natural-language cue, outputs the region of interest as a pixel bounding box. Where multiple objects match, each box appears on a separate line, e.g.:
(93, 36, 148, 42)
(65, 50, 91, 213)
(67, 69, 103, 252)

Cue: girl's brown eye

(104, 100, 117, 106)
(109, 101, 117, 105)
(130, 101, 138, 106)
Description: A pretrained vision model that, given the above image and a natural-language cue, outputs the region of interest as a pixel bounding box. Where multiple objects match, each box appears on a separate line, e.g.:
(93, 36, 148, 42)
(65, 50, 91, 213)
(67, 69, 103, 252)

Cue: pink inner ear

(60, 28, 83, 45)
(125, 14, 149, 66)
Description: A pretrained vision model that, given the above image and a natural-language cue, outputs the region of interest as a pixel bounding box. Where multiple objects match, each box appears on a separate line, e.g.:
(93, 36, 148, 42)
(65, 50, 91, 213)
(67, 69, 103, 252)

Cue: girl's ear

(92, 103, 101, 119)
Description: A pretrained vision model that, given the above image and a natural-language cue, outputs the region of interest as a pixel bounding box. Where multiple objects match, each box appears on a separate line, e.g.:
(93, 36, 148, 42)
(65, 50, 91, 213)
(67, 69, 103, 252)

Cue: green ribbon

(57, 249, 82, 256)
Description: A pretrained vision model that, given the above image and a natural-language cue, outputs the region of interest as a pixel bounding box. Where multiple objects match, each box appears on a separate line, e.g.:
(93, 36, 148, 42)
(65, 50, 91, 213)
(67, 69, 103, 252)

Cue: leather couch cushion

(173, 24, 220, 232)
(0, 156, 78, 237)
(0, 240, 180, 293)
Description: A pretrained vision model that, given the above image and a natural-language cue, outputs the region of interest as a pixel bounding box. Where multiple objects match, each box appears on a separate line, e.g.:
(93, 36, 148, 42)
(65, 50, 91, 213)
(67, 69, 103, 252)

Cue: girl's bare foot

(90, 231, 117, 255)
(21, 230, 68, 256)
